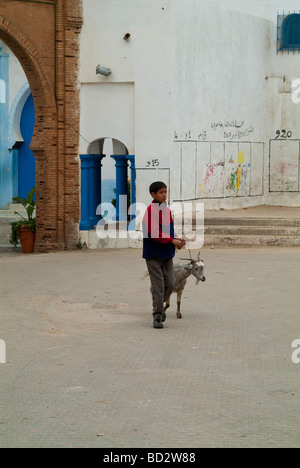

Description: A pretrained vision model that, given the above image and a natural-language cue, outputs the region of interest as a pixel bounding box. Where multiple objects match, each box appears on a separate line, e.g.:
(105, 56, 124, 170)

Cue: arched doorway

(1, 42, 35, 208)
(0, 16, 58, 248)
(0, 2, 83, 250)
(80, 137, 135, 229)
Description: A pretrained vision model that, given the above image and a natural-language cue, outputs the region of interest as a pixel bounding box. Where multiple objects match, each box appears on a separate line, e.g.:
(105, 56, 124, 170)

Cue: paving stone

(0, 247, 299, 448)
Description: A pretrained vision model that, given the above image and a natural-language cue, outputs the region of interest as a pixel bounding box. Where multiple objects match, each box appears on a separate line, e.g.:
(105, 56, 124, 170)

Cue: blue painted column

(127, 155, 136, 222)
(80, 154, 105, 230)
(111, 155, 128, 222)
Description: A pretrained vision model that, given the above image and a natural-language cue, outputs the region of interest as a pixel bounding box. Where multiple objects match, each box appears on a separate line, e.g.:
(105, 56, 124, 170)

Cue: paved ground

(0, 246, 299, 448)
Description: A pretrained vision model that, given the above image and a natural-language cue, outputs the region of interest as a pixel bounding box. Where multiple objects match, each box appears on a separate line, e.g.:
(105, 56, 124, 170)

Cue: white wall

(79, 0, 300, 211)
(208, 0, 299, 21)
(80, 82, 135, 154)
(80, 0, 172, 206)
(170, 1, 267, 208)
(171, 0, 300, 208)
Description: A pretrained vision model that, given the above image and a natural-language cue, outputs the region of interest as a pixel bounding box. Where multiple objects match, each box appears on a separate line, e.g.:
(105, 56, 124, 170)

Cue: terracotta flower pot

(19, 226, 35, 253)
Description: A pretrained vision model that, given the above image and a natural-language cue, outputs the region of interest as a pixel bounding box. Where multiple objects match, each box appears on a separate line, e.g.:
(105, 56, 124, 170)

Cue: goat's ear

(184, 263, 193, 270)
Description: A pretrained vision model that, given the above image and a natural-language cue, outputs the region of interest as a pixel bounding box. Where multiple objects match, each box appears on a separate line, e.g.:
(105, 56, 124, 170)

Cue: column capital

(80, 154, 106, 167)
(111, 155, 129, 167)
(127, 155, 135, 168)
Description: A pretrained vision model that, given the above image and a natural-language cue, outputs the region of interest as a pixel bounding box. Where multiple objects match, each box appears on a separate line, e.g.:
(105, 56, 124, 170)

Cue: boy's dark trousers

(146, 258, 174, 319)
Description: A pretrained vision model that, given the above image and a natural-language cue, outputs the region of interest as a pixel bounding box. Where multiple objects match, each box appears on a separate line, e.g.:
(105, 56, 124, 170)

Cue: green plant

(10, 219, 36, 248)
(111, 187, 117, 208)
(111, 181, 131, 209)
(9, 187, 36, 248)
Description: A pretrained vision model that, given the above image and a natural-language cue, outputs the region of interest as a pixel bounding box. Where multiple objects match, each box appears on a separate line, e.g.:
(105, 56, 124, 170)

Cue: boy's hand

(176, 237, 186, 246)
(172, 238, 185, 250)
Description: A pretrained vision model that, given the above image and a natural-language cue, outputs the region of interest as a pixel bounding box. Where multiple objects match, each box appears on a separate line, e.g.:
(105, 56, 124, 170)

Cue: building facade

(1, 1, 300, 250)
(79, 0, 300, 227)
(0, 0, 82, 250)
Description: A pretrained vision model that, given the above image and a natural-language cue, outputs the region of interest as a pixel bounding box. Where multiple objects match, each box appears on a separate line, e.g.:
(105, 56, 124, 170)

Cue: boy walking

(142, 181, 185, 328)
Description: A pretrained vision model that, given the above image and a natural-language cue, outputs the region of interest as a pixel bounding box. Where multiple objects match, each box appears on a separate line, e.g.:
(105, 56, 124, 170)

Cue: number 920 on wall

(148, 453, 196, 463)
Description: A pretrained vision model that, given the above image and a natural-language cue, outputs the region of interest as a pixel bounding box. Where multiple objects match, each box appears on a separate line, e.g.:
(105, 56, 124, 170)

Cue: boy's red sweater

(142, 201, 175, 259)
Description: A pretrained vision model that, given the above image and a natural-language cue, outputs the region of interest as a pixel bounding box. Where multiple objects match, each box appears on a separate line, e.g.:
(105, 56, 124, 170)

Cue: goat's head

(180, 251, 206, 285)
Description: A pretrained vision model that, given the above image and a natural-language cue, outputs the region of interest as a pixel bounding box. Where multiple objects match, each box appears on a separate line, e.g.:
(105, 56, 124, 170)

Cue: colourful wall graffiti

(172, 140, 264, 201)
(199, 148, 252, 198)
(270, 140, 299, 192)
(225, 163, 251, 196)
(202, 162, 225, 197)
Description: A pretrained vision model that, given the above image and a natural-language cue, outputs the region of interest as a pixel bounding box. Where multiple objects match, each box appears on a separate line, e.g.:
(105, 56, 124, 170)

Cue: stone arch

(87, 137, 129, 157)
(0, 1, 83, 251)
(0, 15, 58, 249)
(0, 16, 57, 146)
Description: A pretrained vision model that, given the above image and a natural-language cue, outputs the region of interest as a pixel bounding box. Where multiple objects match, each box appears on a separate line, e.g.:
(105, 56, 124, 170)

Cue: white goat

(165, 252, 206, 318)
(145, 252, 206, 319)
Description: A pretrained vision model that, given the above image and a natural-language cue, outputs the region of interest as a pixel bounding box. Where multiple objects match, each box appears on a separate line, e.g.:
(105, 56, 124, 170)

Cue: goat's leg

(176, 291, 183, 318)
(162, 258, 174, 314)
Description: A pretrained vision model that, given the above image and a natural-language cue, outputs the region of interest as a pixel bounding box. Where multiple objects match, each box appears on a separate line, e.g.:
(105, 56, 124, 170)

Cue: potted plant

(10, 187, 36, 253)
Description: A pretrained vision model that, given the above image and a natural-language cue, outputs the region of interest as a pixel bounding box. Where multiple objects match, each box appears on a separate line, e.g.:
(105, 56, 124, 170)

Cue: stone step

(0, 204, 29, 219)
(80, 229, 130, 249)
(204, 217, 300, 227)
(204, 234, 300, 247)
(0, 210, 15, 218)
(82, 225, 300, 248)
(204, 225, 300, 237)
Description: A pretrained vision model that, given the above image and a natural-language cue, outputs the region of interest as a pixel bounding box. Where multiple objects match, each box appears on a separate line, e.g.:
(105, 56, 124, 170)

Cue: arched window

(279, 13, 300, 52)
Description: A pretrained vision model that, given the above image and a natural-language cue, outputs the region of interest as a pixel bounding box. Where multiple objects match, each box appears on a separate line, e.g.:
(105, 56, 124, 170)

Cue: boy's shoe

(153, 317, 164, 329)
(162, 312, 167, 322)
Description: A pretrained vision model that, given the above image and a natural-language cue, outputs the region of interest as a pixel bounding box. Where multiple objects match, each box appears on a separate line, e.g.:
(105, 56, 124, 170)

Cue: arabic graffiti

(223, 126, 255, 141)
(211, 120, 255, 140)
(174, 120, 255, 142)
(211, 120, 245, 131)
(174, 130, 207, 141)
